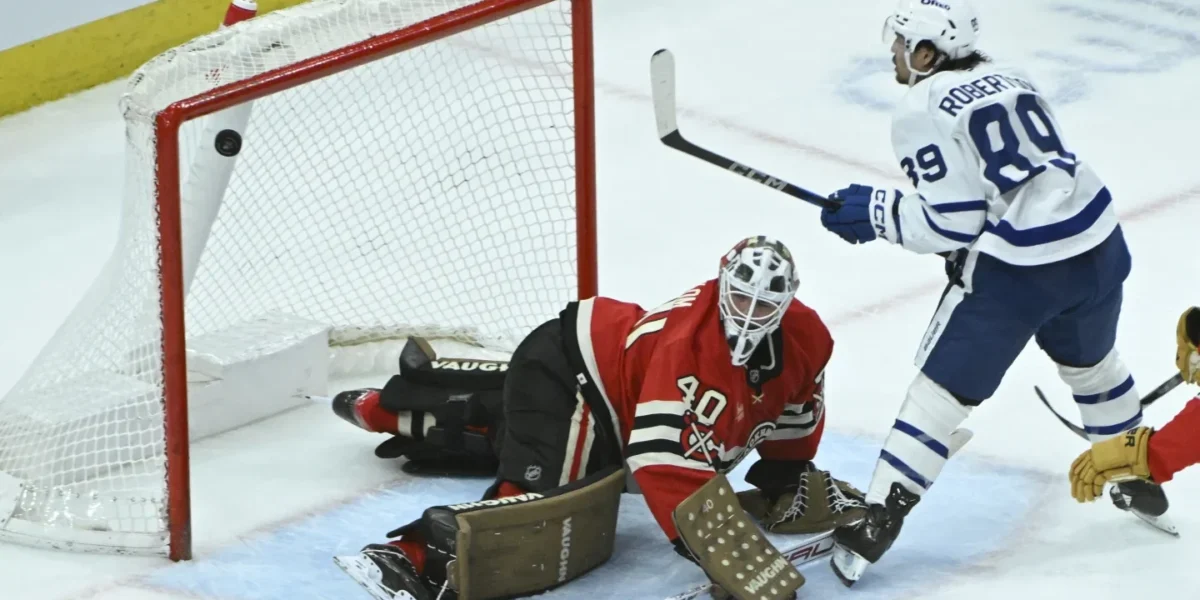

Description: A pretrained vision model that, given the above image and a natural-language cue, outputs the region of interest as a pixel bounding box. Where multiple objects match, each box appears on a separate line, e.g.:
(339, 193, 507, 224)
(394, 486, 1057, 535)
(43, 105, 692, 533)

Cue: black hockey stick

(1034, 373, 1185, 441)
(650, 49, 839, 211)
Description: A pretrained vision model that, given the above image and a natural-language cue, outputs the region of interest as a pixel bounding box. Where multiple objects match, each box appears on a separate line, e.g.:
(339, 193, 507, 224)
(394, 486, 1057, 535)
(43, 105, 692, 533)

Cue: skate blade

(830, 545, 869, 588)
(333, 554, 418, 600)
(1131, 510, 1181, 537)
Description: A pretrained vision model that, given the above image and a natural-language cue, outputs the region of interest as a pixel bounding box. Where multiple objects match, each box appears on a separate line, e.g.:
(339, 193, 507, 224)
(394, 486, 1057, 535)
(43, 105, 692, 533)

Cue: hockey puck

(214, 129, 242, 157)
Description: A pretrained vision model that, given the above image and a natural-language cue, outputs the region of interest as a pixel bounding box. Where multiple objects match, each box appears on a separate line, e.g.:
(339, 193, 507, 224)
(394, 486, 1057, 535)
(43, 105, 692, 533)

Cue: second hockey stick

(1034, 372, 1184, 441)
(650, 49, 838, 211)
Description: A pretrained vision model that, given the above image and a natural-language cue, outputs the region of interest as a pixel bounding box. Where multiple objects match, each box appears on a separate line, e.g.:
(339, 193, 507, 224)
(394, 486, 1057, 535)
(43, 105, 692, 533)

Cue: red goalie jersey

(561, 279, 832, 541)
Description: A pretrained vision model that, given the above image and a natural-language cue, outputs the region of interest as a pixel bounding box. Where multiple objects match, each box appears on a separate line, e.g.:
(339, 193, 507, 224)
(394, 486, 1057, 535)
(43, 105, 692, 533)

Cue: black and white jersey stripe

(625, 400, 714, 473)
(768, 399, 821, 442)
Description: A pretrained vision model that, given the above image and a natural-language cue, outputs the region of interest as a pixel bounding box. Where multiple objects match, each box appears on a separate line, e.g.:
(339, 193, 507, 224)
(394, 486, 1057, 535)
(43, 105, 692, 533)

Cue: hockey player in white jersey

(817, 0, 1164, 586)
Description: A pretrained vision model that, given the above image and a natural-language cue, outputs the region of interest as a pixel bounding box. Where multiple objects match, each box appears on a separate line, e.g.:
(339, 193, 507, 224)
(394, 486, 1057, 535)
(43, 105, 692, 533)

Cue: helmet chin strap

(902, 42, 944, 86)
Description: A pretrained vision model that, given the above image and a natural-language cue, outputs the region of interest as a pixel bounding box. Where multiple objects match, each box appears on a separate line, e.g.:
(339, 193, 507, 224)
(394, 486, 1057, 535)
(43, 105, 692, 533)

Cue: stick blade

(650, 48, 678, 139)
(1035, 385, 1090, 440)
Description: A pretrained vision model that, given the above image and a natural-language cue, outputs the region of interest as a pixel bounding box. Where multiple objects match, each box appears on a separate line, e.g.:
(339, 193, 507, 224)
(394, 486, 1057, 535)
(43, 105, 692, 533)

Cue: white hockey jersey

(868, 64, 1118, 266)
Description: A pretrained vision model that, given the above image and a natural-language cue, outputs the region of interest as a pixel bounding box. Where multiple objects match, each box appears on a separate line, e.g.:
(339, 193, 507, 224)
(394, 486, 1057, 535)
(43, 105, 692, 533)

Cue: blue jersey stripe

(983, 187, 1112, 248)
(922, 207, 978, 243)
(930, 200, 988, 214)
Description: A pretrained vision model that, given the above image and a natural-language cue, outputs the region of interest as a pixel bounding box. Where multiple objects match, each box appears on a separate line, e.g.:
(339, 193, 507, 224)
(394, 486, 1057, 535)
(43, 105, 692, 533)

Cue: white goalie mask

(717, 236, 800, 367)
(884, 0, 981, 84)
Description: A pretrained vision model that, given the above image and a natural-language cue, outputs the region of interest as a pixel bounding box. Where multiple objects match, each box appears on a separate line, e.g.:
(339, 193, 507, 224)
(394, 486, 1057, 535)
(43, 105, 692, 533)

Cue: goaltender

(331, 236, 865, 600)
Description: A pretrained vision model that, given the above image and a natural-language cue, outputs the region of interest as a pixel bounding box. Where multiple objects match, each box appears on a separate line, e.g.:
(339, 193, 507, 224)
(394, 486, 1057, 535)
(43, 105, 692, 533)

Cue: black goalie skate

(829, 482, 921, 587)
(1110, 479, 1179, 537)
(334, 543, 449, 600)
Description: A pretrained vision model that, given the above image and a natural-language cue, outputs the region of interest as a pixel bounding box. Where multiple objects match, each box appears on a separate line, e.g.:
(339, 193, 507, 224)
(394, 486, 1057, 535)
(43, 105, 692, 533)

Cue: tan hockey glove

(1176, 306, 1200, 384)
(737, 460, 866, 534)
(1069, 427, 1153, 503)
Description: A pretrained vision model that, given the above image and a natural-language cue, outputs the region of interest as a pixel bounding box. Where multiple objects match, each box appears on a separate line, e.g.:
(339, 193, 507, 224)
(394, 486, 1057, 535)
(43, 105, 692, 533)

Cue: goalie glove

(737, 460, 866, 534)
(1070, 427, 1154, 503)
(1176, 306, 1200, 384)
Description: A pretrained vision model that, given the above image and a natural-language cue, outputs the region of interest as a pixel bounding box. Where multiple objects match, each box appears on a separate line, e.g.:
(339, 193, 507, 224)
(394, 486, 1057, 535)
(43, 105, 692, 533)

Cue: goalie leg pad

(339, 337, 507, 474)
(673, 474, 805, 600)
(397, 335, 510, 391)
(418, 465, 625, 600)
(383, 337, 506, 446)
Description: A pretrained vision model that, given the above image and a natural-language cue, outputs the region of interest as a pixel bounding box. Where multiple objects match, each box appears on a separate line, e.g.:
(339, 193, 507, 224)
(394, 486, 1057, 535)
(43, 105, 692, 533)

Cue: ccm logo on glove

(872, 190, 890, 239)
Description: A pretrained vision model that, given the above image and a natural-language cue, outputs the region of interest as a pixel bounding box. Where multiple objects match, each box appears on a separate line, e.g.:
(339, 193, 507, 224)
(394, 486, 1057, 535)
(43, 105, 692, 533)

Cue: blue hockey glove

(821, 184, 877, 244)
(820, 184, 903, 245)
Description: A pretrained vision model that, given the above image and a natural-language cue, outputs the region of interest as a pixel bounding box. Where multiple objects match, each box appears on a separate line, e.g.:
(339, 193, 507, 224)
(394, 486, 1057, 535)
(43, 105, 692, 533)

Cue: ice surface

(3, 0, 1200, 598)
(140, 432, 1042, 599)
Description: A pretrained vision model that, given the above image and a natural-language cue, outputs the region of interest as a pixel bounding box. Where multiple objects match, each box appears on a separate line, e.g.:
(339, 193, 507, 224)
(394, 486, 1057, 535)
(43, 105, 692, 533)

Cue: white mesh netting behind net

(0, 0, 580, 554)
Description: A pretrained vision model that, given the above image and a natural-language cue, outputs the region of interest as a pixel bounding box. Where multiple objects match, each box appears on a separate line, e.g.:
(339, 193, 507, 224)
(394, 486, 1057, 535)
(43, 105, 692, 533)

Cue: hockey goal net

(0, 0, 594, 561)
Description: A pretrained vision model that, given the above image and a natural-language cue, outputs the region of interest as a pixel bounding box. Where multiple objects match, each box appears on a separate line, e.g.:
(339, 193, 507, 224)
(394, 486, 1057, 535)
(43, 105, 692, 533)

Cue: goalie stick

(1034, 373, 1184, 442)
(664, 428, 974, 600)
(663, 533, 835, 600)
(650, 48, 838, 211)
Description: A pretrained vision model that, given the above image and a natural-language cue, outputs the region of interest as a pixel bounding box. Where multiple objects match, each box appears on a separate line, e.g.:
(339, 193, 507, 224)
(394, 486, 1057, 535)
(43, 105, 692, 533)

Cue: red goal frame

(152, 0, 596, 561)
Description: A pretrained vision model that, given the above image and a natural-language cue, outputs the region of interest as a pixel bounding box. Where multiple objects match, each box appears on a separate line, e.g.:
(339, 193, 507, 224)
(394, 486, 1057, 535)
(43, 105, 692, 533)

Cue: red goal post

(154, 0, 597, 561)
(0, 0, 595, 562)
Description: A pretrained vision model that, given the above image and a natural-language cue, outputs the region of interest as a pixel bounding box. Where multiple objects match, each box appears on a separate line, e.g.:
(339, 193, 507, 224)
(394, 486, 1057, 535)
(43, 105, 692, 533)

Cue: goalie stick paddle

(663, 532, 835, 600)
(650, 49, 839, 211)
(1034, 372, 1185, 441)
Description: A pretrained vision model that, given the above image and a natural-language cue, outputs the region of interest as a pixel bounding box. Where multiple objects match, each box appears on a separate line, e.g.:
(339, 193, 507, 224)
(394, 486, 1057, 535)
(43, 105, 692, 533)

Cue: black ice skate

(829, 482, 920, 587)
(1110, 479, 1179, 537)
(334, 543, 448, 600)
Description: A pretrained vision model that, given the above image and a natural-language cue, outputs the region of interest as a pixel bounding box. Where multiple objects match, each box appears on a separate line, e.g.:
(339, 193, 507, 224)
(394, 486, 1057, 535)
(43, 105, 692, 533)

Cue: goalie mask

(717, 236, 800, 367)
(883, 0, 980, 84)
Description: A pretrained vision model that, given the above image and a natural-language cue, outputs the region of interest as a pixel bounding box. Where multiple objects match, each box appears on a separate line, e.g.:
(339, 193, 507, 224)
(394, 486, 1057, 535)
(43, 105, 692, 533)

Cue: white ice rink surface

(3, 0, 1200, 598)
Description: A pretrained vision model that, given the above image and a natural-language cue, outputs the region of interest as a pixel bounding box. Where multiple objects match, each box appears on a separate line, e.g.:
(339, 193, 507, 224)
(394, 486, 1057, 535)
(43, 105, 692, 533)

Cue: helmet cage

(717, 240, 798, 366)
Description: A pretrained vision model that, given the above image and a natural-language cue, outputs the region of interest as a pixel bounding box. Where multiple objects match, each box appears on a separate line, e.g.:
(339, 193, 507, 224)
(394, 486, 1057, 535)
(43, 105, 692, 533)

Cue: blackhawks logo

(680, 410, 724, 465)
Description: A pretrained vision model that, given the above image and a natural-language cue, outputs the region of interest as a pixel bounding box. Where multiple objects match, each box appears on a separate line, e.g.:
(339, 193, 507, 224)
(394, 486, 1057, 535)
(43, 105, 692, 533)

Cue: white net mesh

(0, 0, 581, 554)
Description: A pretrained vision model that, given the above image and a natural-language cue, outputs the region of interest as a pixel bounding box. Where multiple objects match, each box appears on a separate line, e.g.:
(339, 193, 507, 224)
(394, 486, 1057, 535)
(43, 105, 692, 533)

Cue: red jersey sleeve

(756, 315, 833, 462)
(1148, 397, 1200, 483)
(624, 348, 717, 542)
(757, 389, 825, 461)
